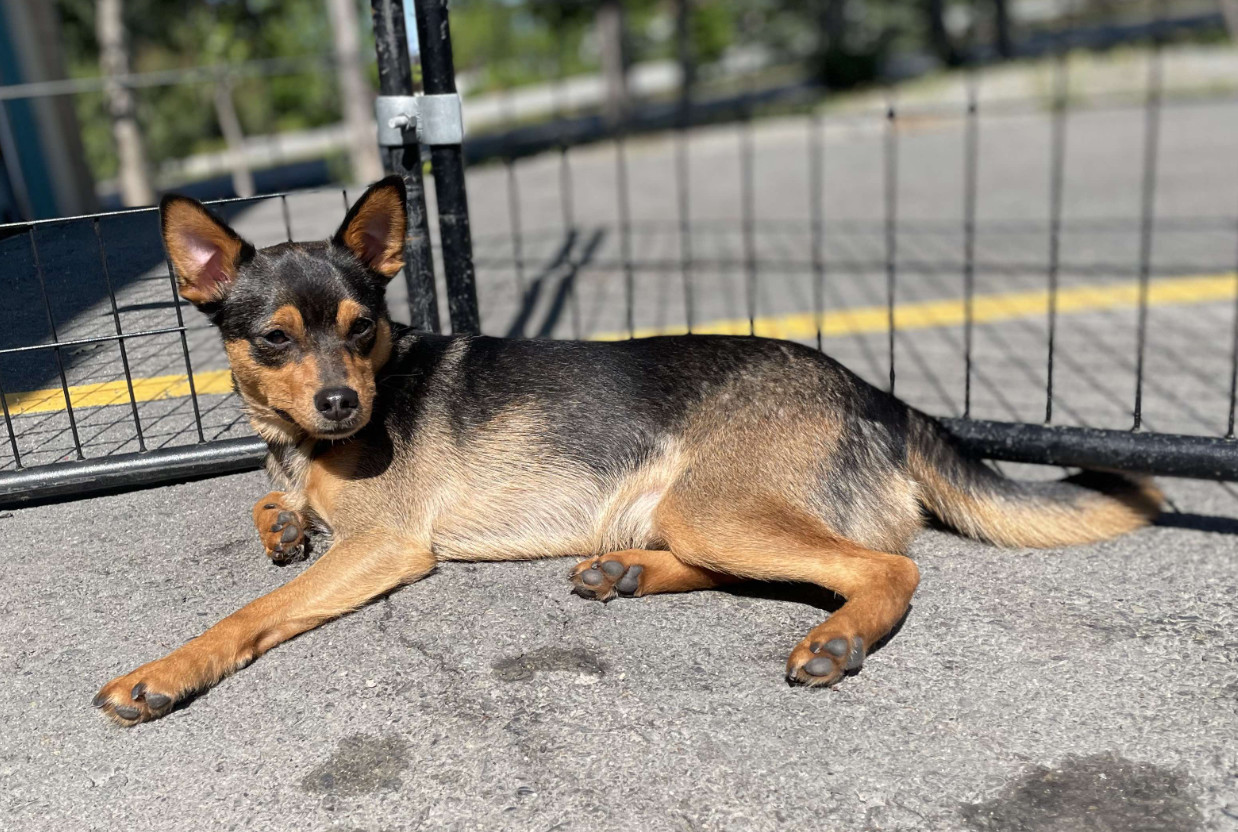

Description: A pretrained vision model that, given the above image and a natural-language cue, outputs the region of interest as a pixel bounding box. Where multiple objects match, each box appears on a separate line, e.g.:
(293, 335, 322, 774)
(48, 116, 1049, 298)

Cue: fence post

(370, 0, 441, 333)
(411, 0, 480, 334)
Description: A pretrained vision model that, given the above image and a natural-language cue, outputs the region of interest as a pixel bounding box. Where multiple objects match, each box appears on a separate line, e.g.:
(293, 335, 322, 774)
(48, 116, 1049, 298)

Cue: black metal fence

(1, 0, 1237, 507)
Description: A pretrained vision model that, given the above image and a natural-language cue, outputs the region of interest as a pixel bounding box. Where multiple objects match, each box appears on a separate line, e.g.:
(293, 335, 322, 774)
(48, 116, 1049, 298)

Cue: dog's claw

(845, 636, 865, 670)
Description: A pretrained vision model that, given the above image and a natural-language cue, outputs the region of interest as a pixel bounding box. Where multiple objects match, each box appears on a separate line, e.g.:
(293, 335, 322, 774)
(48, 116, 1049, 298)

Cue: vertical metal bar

(411, 0, 479, 335)
(676, 118, 694, 334)
(164, 251, 206, 444)
(615, 134, 635, 339)
(0, 366, 20, 468)
(280, 194, 293, 241)
(553, 56, 582, 340)
(370, 0, 440, 333)
(808, 109, 826, 352)
(28, 230, 84, 458)
(505, 159, 526, 300)
(884, 98, 898, 394)
(676, 0, 695, 334)
(1228, 253, 1238, 438)
(962, 74, 979, 418)
(1132, 3, 1165, 432)
(341, 188, 350, 213)
(740, 103, 757, 337)
(1044, 32, 1069, 425)
(94, 218, 145, 451)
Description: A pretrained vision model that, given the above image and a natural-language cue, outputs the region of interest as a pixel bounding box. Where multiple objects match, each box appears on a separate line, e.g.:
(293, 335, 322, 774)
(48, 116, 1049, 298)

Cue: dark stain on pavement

(962, 753, 1203, 832)
(300, 734, 409, 797)
(492, 647, 606, 682)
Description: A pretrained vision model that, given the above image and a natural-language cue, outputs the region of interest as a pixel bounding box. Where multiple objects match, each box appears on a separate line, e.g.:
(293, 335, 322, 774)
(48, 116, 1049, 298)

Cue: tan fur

(268, 305, 306, 340)
(338, 187, 406, 278)
(304, 442, 362, 526)
(335, 298, 365, 339)
(911, 449, 1163, 548)
(224, 339, 322, 442)
(163, 199, 245, 305)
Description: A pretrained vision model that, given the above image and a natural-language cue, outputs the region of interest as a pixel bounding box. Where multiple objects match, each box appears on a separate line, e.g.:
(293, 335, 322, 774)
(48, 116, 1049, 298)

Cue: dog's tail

(907, 412, 1162, 548)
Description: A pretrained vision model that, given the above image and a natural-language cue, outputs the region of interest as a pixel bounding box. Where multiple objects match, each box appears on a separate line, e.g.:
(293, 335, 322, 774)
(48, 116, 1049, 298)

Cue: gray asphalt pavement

(0, 470, 1235, 830)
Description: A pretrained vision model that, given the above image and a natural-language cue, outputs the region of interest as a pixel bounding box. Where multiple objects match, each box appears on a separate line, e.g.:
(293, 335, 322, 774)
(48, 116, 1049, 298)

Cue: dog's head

(161, 177, 407, 443)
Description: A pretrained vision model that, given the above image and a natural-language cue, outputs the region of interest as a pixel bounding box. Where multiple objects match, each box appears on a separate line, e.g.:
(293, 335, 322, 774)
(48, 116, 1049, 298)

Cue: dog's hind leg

(656, 499, 920, 688)
(568, 548, 740, 601)
(93, 535, 434, 725)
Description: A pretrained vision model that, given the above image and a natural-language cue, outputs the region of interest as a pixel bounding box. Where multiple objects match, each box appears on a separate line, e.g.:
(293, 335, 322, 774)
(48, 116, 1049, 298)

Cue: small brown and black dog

(93, 177, 1161, 724)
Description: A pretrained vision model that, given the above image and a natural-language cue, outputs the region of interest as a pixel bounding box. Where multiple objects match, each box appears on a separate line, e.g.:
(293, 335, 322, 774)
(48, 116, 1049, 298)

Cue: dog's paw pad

(787, 635, 865, 687)
(614, 565, 643, 595)
(570, 556, 647, 601)
(599, 560, 626, 578)
(802, 657, 836, 677)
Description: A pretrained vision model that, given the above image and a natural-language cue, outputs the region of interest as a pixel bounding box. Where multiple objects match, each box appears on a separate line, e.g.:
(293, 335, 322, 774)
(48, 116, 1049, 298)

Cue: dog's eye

(262, 329, 290, 346)
(349, 318, 374, 339)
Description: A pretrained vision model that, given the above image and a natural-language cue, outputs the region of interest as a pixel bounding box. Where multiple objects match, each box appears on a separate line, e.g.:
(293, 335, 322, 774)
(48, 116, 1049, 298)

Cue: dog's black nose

(314, 387, 360, 422)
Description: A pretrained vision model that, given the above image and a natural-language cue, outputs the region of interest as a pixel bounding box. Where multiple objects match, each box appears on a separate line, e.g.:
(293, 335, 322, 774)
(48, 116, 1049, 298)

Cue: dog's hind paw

(569, 555, 644, 601)
(785, 634, 865, 688)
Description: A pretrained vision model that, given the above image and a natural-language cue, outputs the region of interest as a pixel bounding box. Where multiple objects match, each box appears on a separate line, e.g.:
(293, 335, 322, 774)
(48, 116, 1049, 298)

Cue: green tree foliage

(55, 0, 347, 181)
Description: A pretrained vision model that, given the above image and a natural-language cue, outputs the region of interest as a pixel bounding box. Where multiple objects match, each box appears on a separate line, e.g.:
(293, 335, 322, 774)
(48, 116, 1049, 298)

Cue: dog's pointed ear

(160, 195, 254, 307)
(333, 175, 407, 280)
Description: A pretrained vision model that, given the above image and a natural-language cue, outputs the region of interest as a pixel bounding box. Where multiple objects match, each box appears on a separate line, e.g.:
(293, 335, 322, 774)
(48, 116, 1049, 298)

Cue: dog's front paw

(92, 657, 193, 726)
(253, 492, 308, 564)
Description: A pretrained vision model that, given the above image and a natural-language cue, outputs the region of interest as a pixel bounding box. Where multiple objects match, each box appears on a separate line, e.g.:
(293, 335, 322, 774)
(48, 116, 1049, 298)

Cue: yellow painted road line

(7, 369, 234, 417)
(6, 272, 1236, 417)
(592, 272, 1238, 341)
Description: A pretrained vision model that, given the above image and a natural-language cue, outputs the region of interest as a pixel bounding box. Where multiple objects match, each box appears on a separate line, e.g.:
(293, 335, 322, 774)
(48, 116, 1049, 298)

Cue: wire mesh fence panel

(454, 0, 1238, 481)
(0, 188, 382, 479)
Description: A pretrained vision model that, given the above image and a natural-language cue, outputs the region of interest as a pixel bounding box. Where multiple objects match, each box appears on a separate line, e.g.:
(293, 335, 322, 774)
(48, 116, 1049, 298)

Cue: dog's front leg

(93, 534, 434, 725)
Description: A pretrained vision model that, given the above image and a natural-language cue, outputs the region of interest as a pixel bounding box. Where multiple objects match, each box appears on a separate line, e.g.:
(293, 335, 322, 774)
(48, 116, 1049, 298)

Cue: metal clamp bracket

(375, 94, 464, 147)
